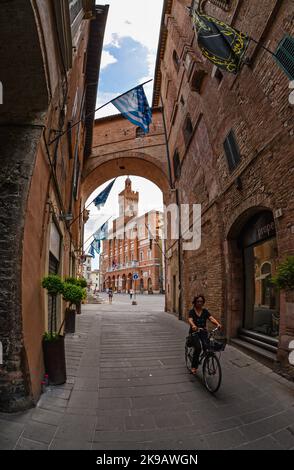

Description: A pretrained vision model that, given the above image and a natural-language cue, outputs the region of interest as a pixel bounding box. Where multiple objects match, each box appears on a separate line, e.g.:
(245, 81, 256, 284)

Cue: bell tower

(118, 177, 139, 218)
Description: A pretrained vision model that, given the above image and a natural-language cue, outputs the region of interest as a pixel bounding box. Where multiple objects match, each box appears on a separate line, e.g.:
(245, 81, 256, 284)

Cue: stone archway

(81, 111, 171, 206)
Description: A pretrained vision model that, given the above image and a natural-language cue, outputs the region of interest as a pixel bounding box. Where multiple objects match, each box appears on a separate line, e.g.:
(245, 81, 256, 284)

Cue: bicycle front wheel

(185, 345, 193, 372)
(202, 353, 222, 393)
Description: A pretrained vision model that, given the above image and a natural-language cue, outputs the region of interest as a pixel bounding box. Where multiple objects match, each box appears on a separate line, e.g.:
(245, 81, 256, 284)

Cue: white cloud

(100, 0, 164, 52)
(100, 50, 117, 70)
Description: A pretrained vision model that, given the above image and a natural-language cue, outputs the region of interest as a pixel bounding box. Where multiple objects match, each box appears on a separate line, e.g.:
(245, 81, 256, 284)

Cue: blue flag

(89, 243, 95, 258)
(94, 221, 108, 241)
(92, 180, 115, 210)
(92, 239, 101, 254)
(111, 85, 152, 133)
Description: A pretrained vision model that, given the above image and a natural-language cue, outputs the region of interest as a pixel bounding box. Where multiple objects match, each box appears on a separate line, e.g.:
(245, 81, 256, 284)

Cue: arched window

(173, 50, 180, 71)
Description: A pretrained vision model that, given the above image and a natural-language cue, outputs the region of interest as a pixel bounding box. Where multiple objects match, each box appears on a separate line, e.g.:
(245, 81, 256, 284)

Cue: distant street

(0, 294, 293, 450)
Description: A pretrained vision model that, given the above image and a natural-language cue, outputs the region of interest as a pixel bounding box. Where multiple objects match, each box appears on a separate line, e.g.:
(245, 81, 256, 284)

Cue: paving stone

(15, 438, 49, 450)
(30, 409, 64, 426)
(22, 421, 57, 444)
(49, 439, 92, 450)
(68, 391, 99, 409)
(272, 427, 294, 449)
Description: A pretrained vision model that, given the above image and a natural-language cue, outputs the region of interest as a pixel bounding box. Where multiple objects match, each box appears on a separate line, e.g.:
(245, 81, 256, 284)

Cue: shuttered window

(275, 35, 294, 80)
(223, 130, 241, 172)
(48, 252, 59, 334)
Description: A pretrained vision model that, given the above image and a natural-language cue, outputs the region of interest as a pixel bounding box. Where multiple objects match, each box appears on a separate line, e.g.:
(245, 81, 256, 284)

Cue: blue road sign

(133, 273, 139, 280)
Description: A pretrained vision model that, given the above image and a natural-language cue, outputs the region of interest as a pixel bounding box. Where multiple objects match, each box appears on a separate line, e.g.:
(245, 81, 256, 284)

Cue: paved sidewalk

(0, 294, 294, 450)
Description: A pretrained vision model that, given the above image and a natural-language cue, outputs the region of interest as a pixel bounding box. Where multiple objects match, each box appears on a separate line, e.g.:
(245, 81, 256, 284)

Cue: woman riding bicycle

(188, 295, 222, 375)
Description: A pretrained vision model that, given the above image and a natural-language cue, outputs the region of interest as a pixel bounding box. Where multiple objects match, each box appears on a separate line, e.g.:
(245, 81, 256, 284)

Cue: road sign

(133, 273, 139, 280)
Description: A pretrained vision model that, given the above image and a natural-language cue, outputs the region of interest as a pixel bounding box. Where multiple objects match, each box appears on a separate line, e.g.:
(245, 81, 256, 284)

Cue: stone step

(231, 338, 277, 362)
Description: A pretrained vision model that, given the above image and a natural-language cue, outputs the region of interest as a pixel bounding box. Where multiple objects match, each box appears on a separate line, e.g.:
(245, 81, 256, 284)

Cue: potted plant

(65, 277, 87, 314)
(41, 275, 66, 385)
(272, 256, 294, 293)
(63, 282, 85, 333)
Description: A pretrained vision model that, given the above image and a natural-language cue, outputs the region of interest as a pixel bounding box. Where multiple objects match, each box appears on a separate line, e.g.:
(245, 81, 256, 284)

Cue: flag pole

(49, 79, 153, 145)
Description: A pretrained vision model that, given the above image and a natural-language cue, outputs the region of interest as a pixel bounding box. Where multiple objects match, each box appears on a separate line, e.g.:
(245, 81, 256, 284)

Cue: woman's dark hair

(192, 295, 205, 305)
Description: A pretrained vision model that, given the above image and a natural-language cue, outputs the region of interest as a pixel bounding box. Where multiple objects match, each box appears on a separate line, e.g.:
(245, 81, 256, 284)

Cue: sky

(84, 1, 165, 268)
(96, 0, 164, 118)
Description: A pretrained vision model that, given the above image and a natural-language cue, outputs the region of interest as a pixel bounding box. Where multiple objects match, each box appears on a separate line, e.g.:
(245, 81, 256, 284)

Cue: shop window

(241, 211, 279, 338)
(223, 130, 241, 172)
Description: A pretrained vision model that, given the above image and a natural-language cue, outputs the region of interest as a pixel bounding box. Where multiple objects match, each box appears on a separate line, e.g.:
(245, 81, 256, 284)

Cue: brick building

(0, 1, 108, 411)
(153, 0, 294, 373)
(100, 178, 164, 294)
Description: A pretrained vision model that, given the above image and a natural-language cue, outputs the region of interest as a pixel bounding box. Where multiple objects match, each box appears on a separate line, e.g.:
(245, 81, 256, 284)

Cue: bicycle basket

(211, 337, 227, 352)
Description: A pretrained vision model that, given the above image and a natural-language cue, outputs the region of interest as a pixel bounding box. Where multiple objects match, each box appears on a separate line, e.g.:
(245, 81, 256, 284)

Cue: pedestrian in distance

(108, 287, 113, 304)
(129, 288, 134, 300)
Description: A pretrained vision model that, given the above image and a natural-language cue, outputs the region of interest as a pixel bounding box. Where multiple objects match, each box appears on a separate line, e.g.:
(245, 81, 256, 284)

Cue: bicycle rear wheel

(185, 345, 193, 372)
(202, 353, 222, 393)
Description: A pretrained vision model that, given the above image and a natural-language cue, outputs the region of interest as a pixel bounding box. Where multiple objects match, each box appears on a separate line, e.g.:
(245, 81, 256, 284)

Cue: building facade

(100, 178, 164, 294)
(0, 1, 108, 411)
(153, 0, 294, 374)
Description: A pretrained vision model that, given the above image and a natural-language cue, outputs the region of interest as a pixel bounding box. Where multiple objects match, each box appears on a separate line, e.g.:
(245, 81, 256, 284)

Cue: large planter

(42, 335, 66, 385)
(65, 308, 76, 334)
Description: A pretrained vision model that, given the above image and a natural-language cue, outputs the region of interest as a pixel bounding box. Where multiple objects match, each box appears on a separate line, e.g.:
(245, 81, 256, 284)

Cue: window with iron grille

(173, 149, 181, 180)
(223, 130, 241, 172)
(274, 35, 294, 81)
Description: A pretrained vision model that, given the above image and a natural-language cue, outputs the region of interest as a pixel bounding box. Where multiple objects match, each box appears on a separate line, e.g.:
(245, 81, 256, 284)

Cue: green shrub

(65, 277, 87, 288)
(272, 256, 294, 291)
(42, 275, 64, 296)
(63, 283, 84, 306)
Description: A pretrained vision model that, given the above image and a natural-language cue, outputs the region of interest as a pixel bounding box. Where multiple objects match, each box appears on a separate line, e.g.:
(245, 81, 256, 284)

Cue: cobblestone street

(0, 295, 293, 450)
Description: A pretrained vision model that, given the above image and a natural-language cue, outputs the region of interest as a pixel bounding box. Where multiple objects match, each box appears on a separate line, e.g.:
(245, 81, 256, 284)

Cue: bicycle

(185, 327, 227, 393)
